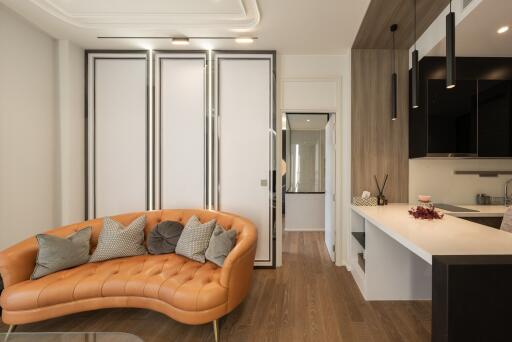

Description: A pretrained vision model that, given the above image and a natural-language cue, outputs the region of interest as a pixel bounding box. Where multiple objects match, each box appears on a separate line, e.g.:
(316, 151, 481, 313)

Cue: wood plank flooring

(0, 232, 431, 341)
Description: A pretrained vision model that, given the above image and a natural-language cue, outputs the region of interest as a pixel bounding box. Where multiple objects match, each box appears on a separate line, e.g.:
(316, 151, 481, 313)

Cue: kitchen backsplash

(409, 159, 512, 205)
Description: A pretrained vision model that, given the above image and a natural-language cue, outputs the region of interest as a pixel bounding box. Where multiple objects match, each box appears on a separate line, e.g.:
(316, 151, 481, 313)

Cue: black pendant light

(446, 0, 456, 89)
(391, 24, 398, 121)
(411, 0, 420, 108)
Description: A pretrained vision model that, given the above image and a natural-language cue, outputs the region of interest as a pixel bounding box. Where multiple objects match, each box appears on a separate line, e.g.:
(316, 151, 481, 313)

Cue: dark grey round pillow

(148, 221, 184, 255)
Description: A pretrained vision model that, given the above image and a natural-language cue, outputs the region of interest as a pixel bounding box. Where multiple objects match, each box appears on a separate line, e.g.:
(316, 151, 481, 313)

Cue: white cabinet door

(155, 53, 206, 209)
(217, 55, 275, 266)
(87, 54, 148, 219)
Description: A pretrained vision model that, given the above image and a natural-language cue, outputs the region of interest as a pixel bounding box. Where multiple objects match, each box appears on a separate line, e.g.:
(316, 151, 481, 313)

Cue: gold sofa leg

(4, 325, 17, 341)
(212, 319, 219, 342)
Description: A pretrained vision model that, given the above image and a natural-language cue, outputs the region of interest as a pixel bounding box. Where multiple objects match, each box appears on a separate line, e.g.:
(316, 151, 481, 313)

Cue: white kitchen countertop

(351, 204, 512, 264)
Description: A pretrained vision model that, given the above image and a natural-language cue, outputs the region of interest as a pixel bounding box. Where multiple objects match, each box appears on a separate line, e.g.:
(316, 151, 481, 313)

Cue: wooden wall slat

(351, 49, 409, 203)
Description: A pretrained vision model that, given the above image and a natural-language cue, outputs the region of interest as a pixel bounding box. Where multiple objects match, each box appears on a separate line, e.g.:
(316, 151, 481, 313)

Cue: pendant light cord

(414, 0, 417, 49)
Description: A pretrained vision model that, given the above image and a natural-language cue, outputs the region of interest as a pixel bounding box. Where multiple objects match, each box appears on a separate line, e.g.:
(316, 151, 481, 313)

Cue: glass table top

(0, 332, 143, 342)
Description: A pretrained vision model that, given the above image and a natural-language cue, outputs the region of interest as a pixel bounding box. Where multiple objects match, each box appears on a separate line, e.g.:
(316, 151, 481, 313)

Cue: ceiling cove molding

(29, 0, 261, 31)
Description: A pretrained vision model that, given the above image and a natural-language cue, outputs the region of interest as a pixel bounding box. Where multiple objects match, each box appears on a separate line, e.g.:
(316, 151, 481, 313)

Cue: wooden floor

(0, 232, 431, 341)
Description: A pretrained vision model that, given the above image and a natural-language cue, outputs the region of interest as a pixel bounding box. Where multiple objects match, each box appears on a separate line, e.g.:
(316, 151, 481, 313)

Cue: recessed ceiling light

(498, 26, 510, 34)
(235, 37, 254, 44)
(306, 119, 311, 122)
(172, 37, 190, 45)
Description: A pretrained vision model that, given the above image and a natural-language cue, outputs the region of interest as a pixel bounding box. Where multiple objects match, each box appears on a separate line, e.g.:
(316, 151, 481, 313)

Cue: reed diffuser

(374, 174, 389, 206)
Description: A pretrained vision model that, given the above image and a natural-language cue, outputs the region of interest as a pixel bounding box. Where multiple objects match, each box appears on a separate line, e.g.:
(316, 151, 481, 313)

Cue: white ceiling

(287, 114, 328, 131)
(1, 0, 370, 53)
(428, 0, 512, 57)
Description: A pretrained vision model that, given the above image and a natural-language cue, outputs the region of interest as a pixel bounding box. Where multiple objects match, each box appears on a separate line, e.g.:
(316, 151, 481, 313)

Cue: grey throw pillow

(147, 221, 184, 255)
(175, 216, 216, 263)
(89, 215, 147, 263)
(31, 227, 92, 280)
(205, 225, 237, 267)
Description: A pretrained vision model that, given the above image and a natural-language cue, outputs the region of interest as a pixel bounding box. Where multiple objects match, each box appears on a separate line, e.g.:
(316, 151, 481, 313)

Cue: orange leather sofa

(0, 209, 257, 341)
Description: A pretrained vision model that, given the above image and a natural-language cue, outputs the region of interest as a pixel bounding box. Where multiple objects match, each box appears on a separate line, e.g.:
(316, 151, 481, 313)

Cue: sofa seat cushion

(1, 254, 226, 313)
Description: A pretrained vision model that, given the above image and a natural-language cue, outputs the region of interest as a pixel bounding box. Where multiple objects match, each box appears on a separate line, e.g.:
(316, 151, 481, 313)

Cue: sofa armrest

(0, 237, 39, 288)
(219, 218, 257, 312)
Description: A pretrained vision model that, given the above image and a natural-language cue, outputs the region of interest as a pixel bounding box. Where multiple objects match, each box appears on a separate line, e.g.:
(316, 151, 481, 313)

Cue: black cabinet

(409, 57, 512, 159)
(433, 255, 512, 342)
(427, 80, 477, 156)
(478, 80, 512, 157)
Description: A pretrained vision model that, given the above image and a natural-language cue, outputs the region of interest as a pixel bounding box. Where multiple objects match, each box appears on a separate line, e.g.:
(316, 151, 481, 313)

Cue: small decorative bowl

(418, 195, 432, 203)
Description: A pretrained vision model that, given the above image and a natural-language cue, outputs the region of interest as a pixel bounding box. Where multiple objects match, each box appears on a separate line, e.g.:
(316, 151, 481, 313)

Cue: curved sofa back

(0, 209, 257, 289)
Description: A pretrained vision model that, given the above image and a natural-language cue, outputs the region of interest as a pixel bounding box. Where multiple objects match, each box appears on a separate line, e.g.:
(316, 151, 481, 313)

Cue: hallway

(1, 232, 431, 341)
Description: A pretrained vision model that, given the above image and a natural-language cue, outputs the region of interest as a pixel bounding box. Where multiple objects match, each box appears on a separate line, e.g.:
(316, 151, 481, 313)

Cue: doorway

(282, 112, 336, 262)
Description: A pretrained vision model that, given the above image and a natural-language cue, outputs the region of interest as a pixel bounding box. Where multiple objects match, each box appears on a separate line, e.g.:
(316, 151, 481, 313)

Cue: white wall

(0, 4, 59, 249)
(409, 159, 512, 204)
(285, 193, 325, 231)
(57, 40, 85, 225)
(277, 54, 351, 266)
(0, 6, 84, 249)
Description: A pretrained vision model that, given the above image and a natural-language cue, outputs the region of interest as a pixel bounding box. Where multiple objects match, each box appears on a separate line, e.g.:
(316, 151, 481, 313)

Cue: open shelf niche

(350, 210, 366, 274)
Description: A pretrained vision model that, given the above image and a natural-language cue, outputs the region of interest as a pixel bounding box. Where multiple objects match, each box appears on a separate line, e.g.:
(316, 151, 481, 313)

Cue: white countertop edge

(351, 205, 434, 265)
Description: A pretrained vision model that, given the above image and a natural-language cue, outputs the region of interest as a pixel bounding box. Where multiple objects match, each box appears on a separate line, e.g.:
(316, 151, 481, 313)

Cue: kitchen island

(350, 204, 512, 342)
(351, 204, 512, 267)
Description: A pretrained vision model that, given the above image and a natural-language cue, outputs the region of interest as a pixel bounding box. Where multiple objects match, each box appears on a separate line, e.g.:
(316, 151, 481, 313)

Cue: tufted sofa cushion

(1, 254, 226, 312)
(0, 209, 257, 326)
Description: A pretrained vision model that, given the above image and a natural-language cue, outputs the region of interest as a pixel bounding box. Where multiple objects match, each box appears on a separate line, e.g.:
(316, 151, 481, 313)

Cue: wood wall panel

(353, 0, 448, 49)
(351, 49, 409, 203)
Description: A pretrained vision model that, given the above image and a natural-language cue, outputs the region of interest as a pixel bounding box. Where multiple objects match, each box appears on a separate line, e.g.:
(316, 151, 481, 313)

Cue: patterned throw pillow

(89, 215, 147, 263)
(175, 216, 216, 263)
(205, 225, 237, 267)
(32, 227, 92, 279)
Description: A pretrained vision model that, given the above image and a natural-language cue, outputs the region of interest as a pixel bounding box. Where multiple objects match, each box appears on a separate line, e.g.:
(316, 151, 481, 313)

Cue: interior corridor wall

(0, 4, 59, 249)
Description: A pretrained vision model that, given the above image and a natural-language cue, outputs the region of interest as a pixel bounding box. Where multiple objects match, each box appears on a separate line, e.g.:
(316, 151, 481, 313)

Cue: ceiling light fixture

(171, 37, 190, 45)
(498, 26, 510, 34)
(411, 0, 420, 109)
(306, 119, 311, 122)
(446, 0, 456, 89)
(235, 37, 254, 44)
(390, 24, 398, 121)
(98, 36, 258, 44)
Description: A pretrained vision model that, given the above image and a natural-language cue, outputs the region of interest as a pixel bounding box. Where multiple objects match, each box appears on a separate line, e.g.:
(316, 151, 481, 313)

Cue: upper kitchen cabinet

(478, 80, 512, 157)
(427, 79, 477, 156)
(409, 57, 512, 159)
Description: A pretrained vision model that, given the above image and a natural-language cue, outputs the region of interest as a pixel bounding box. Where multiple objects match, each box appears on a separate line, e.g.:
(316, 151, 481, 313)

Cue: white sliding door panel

(325, 115, 336, 262)
(155, 54, 206, 209)
(217, 56, 274, 266)
(87, 54, 148, 218)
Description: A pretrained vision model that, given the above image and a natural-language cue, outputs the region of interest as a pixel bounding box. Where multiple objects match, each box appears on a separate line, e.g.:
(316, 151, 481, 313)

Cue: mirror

(284, 113, 328, 193)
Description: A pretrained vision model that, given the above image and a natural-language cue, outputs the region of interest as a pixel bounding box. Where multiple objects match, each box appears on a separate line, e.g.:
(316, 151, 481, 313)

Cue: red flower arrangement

(408, 205, 444, 220)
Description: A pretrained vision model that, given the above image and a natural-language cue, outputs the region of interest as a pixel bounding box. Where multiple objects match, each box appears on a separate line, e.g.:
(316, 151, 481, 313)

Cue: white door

(217, 54, 274, 267)
(154, 53, 206, 209)
(325, 115, 336, 261)
(87, 54, 148, 219)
